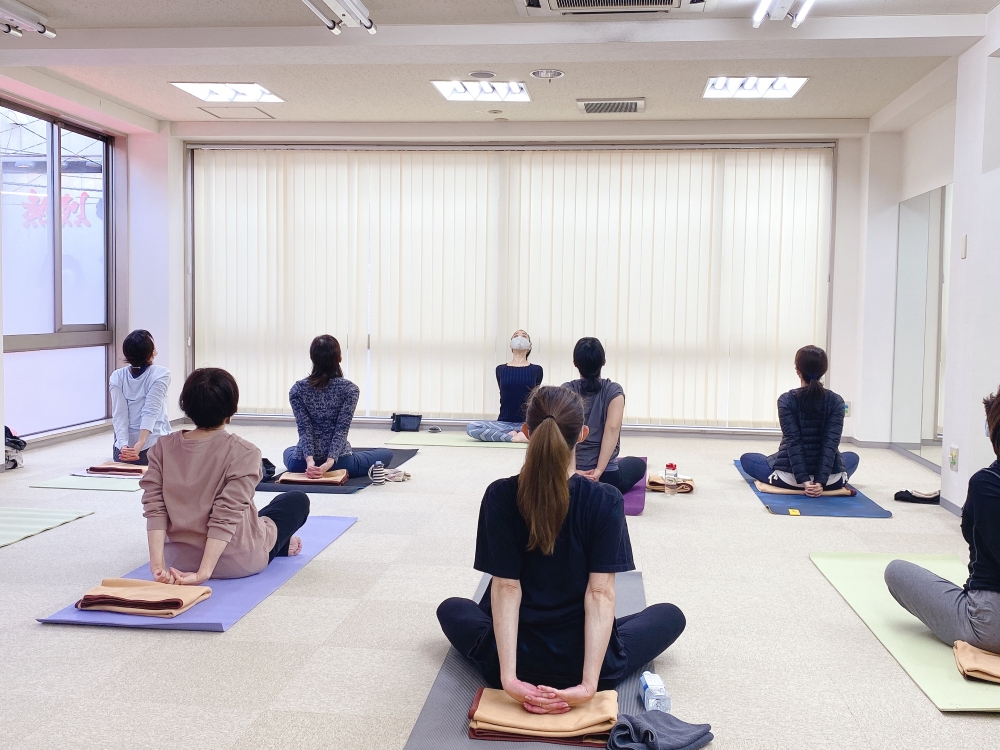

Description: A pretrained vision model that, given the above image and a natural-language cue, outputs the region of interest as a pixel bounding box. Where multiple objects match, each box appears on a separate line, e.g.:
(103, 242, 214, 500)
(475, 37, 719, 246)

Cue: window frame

(1, 98, 115, 353)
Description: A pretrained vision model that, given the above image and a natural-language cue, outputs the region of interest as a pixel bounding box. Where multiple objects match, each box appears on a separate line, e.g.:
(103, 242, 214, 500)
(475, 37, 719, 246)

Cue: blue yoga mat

(733, 461, 892, 518)
(38, 515, 357, 632)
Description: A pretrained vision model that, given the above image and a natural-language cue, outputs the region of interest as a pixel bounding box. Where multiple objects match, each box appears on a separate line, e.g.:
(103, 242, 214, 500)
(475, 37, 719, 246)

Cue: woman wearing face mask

(467, 330, 543, 443)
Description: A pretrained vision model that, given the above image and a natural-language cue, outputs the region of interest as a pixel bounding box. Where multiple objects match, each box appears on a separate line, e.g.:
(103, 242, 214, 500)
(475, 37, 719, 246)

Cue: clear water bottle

(639, 671, 670, 712)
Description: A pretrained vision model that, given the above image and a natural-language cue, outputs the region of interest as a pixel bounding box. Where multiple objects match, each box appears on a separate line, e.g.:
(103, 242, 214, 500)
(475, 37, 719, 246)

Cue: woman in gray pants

(884, 388, 1000, 653)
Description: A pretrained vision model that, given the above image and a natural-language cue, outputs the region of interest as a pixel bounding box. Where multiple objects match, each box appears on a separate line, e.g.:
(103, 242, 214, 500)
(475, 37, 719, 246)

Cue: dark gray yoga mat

(255, 448, 418, 494)
(403, 571, 649, 750)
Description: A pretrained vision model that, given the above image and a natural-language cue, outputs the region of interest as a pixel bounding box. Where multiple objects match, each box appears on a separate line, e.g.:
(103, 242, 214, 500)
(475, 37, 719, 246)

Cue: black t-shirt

(473, 474, 635, 687)
(962, 463, 1000, 592)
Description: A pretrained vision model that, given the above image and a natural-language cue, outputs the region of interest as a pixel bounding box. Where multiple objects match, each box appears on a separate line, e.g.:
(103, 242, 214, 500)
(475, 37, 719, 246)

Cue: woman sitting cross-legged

(562, 337, 647, 494)
(437, 385, 685, 714)
(466, 329, 543, 443)
(282, 335, 392, 478)
(883, 387, 1000, 653)
(740, 345, 859, 497)
(109, 329, 171, 466)
(141, 368, 310, 584)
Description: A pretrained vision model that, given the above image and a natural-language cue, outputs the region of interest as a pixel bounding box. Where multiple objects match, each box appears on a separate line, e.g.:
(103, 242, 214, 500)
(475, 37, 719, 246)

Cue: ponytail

(573, 337, 606, 395)
(794, 345, 829, 413)
(517, 386, 585, 555)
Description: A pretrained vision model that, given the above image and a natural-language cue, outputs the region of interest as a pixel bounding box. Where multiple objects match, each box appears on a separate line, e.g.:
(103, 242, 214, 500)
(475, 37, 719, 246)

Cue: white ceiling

(42, 57, 946, 122)
(24, 0, 1000, 29)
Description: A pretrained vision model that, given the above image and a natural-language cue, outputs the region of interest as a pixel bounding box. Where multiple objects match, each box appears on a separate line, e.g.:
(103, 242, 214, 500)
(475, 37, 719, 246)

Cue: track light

(751, 0, 773, 28)
(2, 22, 21, 36)
(321, 0, 377, 34)
(0, 0, 56, 38)
(300, 0, 342, 34)
(791, 0, 817, 28)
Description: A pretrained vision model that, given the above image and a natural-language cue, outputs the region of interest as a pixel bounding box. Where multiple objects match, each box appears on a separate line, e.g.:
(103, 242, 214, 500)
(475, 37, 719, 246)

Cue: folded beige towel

(647, 474, 695, 494)
(87, 462, 147, 476)
(276, 469, 349, 485)
(954, 640, 1000, 684)
(468, 687, 617, 747)
(754, 480, 855, 497)
(75, 578, 211, 618)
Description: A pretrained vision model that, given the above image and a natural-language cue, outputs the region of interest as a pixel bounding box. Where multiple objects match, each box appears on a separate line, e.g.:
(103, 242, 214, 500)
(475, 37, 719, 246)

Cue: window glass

(60, 128, 106, 326)
(1, 106, 53, 335)
(3, 346, 108, 435)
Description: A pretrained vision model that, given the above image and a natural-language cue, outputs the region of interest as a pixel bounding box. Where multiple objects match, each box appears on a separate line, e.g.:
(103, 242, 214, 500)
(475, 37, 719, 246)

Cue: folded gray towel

(607, 712, 713, 750)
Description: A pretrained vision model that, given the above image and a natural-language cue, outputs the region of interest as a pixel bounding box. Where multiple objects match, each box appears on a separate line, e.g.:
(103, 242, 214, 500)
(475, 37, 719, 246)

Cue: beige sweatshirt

(140, 430, 277, 579)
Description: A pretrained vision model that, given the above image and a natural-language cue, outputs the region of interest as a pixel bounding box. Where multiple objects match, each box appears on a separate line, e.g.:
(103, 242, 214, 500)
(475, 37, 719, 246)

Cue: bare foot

(511, 431, 529, 444)
(287, 536, 303, 556)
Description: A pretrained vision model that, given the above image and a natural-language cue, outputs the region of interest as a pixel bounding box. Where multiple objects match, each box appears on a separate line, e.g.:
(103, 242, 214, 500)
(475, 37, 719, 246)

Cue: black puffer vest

(768, 388, 846, 486)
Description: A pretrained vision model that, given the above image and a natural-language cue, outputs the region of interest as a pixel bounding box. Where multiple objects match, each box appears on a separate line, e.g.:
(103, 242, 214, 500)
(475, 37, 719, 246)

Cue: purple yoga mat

(38, 516, 357, 632)
(622, 457, 647, 516)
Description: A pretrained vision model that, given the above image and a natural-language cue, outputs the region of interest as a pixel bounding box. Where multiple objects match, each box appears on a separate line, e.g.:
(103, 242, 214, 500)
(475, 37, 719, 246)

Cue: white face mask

(511, 336, 531, 351)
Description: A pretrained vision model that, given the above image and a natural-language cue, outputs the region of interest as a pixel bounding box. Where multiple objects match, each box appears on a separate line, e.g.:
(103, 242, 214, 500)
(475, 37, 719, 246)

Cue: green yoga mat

(30, 475, 141, 492)
(0, 507, 94, 547)
(811, 552, 1000, 712)
(385, 432, 527, 449)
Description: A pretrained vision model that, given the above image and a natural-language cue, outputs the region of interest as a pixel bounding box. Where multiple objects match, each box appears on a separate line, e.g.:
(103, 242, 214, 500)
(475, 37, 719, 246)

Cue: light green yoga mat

(385, 432, 527, 449)
(30, 475, 141, 492)
(0, 508, 94, 547)
(811, 552, 1000, 712)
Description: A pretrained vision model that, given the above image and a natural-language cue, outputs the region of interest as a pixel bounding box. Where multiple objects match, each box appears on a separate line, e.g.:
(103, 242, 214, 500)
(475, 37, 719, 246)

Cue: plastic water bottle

(369, 461, 386, 486)
(639, 671, 670, 712)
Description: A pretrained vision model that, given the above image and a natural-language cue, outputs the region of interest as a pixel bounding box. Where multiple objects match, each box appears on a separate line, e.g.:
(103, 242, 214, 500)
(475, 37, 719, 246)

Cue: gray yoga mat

(403, 571, 649, 750)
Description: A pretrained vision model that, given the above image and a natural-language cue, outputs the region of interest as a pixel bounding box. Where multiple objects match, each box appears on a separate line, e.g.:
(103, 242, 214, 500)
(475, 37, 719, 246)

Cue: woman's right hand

(804, 481, 824, 497)
(150, 565, 174, 584)
(119, 445, 140, 463)
(502, 677, 562, 714)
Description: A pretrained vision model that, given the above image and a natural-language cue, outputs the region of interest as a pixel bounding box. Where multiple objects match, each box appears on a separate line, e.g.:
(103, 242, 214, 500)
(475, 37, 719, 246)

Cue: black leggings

(600, 456, 647, 494)
(258, 491, 310, 562)
(436, 597, 685, 691)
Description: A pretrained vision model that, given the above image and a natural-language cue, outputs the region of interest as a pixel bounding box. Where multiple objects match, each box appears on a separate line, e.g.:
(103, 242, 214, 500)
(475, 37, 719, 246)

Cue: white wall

(941, 8, 1000, 507)
(901, 101, 957, 202)
(126, 130, 186, 419)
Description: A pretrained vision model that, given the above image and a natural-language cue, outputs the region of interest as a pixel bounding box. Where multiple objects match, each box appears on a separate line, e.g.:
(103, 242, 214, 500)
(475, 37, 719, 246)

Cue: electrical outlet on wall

(950, 446, 959, 471)
(843, 401, 851, 418)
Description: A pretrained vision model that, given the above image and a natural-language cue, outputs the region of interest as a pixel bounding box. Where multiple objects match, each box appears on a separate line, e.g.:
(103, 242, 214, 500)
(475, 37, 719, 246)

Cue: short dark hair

(985, 389, 1000, 459)
(308, 335, 343, 389)
(179, 368, 239, 429)
(572, 337, 606, 394)
(122, 329, 155, 368)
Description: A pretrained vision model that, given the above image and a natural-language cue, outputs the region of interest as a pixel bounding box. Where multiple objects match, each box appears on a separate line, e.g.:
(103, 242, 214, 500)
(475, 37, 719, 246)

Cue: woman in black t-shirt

(437, 385, 686, 714)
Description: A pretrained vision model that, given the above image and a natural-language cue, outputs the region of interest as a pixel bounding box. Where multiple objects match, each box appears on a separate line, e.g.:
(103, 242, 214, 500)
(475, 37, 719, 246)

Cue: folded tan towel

(87, 462, 147, 476)
(647, 474, 695, 494)
(468, 687, 617, 747)
(954, 640, 1000, 684)
(276, 469, 349, 486)
(754, 480, 855, 497)
(75, 578, 211, 618)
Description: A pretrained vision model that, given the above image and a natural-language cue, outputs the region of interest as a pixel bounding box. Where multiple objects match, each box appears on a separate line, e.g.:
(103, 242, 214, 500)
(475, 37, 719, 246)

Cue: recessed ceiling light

(172, 82, 284, 103)
(488, 109, 503, 114)
(469, 70, 496, 79)
(530, 69, 564, 80)
(703, 76, 807, 99)
(431, 80, 530, 102)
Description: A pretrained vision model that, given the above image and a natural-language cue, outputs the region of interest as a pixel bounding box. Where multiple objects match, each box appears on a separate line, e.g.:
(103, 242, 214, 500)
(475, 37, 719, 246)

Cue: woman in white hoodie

(109, 329, 171, 465)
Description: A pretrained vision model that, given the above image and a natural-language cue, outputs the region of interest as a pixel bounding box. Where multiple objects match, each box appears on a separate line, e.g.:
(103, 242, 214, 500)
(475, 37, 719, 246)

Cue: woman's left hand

(575, 469, 599, 481)
(168, 568, 210, 585)
(533, 683, 597, 711)
(803, 481, 824, 497)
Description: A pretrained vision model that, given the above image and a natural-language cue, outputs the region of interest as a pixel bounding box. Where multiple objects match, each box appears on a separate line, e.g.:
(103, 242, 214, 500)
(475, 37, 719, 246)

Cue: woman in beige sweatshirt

(140, 368, 310, 583)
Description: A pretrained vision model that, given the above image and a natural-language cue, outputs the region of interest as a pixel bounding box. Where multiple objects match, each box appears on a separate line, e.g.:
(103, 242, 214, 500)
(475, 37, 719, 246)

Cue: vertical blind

(193, 146, 833, 427)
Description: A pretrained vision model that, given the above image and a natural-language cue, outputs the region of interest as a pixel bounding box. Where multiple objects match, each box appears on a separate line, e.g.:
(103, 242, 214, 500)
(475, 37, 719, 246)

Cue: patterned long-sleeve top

(288, 377, 359, 462)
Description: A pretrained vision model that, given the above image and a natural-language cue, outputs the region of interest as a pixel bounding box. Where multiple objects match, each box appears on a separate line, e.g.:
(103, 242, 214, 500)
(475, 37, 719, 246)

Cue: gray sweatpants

(884, 559, 1000, 653)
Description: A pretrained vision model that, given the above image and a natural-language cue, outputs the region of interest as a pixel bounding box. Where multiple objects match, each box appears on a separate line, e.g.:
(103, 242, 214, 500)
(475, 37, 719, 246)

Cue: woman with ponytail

(740, 345, 859, 496)
(562, 337, 647, 493)
(437, 386, 685, 714)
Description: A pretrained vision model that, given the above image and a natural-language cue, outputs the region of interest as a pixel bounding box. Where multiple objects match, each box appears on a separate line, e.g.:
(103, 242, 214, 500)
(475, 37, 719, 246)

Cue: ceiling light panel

(172, 83, 284, 103)
(703, 77, 807, 99)
(431, 81, 530, 102)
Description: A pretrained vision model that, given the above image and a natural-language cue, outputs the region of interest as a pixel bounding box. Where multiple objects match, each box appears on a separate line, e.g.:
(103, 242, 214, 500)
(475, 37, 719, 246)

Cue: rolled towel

(608, 712, 713, 750)
(954, 640, 1000, 684)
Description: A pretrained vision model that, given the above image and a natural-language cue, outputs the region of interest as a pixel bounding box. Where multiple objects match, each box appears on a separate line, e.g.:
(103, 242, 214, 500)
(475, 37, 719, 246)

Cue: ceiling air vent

(577, 98, 646, 114)
(519, 0, 716, 15)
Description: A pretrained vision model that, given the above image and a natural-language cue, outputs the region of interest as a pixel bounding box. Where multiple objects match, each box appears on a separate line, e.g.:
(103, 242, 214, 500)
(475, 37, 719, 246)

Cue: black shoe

(894, 489, 940, 504)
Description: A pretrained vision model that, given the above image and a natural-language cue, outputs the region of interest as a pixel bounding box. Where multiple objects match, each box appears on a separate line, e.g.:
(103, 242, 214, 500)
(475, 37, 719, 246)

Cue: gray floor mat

(403, 571, 648, 750)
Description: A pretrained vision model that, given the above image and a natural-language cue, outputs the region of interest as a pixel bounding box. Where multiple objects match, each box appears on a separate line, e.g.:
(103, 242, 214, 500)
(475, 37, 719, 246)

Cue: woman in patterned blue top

(282, 335, 392, 478)
(467, 329, 544, 443)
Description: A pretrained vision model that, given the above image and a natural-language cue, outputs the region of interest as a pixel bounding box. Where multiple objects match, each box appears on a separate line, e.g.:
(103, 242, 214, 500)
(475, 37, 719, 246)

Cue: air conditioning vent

(519, 0, 715, 15)
(577, 98, 646, 114)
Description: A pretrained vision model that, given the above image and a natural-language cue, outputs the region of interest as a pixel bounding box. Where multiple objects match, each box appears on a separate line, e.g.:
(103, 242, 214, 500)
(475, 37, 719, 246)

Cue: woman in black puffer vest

(740, 346, 859, 497)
